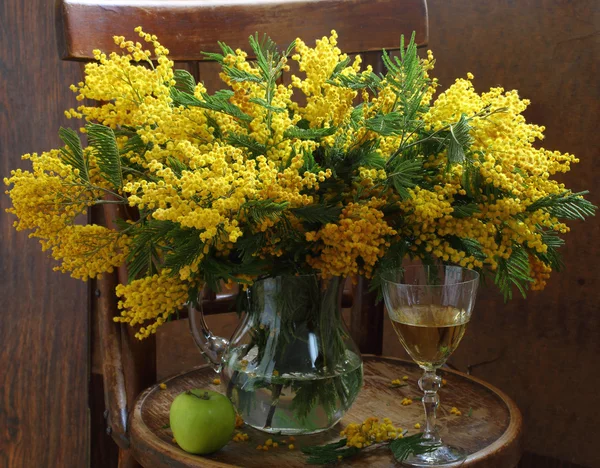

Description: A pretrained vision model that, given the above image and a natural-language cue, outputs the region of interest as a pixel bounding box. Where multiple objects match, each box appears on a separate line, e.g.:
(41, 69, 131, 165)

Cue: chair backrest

(56, 0, 429, 457)
(57, 0, 428, 59)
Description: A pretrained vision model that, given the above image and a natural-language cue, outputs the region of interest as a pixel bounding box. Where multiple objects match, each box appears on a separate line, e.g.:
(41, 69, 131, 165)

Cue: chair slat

(57, 0, 428, 61)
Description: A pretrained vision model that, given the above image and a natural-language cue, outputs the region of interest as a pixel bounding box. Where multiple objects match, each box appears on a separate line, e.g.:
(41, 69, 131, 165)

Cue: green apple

(169, 389, 236, 454)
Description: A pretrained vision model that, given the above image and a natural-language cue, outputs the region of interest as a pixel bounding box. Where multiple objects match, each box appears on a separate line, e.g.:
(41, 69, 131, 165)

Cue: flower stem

(264, 383, 283, 429)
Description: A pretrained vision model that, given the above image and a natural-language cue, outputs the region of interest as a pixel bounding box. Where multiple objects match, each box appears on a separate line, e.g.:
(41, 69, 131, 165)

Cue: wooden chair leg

(118, 449, 142, 468)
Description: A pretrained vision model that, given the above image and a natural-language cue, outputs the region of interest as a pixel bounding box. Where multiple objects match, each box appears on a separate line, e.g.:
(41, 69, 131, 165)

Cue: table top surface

(130, 355, 522, 467)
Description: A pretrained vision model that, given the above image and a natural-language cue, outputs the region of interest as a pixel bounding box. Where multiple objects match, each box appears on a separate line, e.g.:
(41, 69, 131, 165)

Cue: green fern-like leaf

(495, 246, 532, 301)
(202, 41, 236, 63)
(222, 66, 264, 84)
(126, 220, 176, 281)
(534, 245, 564, 272)
(58, 127, 90, 182)
(284, 126, 337, 140)
(201, 90, 253, 123)
(249, 33, 279, 79)
(390, 434, 441, 463)
(382, 32, 430, 123)
(170, 88, 253, 123)
(173, 69, 196, 95)
(169, 87, 202, 107)
(166, 156, 188, 177)
(86, 123, 123, 190)
(226, 133, 267, 158)
(532, 230, 565, 272)
(527, 191, 596, 220)
(240, 199, 289, 224)
(236, 232, 267, 261)
(291, 205, 342, 225)
(365, 112, 404, 136)
(205, 113, 222, 139)
(461, 161, 483, 199)
(162, 228, 205, 275)
(388, 158, 423, 199)
(447, 236, 486, 262)
(328, 70, 381, 91)
(327, 56, 352, 81)
(447, 114, 473, 164)
(248, 33, 294, 82)
(540, 229, 565, 248)
(248, 97, 286, 113)
(359, 151, 386, 170)
(119, 133, 150, 159)
(451, 202, 480, 218)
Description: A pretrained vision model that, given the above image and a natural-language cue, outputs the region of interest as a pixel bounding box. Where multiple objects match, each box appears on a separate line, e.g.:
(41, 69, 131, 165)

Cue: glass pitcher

(189, 275, 363, 435)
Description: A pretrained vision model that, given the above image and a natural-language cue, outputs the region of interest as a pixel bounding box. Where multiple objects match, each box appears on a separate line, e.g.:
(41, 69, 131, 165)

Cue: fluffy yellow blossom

(50, 225, 129, 280)
(5, 151, 90, 237)
(68, 28, 174, 130)
(3, 150, 128, 280)
(450, 407, 462, 416)
(115, 270, 191, 339)
(291, 31, 361, 130)
(4, 28, 592, 342)
(232, 432, 249, 442)
(530, 255, 552, 290)
(341, 417, 403, 449)
(306, 200, 396, 278)
(401, 398, 413, 406)
(235, 413, 244, 429)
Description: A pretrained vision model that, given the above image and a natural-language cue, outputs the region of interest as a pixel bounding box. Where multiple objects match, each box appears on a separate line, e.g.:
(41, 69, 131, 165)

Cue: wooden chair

(56, 1, 429, 466)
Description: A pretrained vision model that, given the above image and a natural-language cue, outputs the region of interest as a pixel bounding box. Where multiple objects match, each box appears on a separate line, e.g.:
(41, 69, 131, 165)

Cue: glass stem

(419, 369, 442, 444)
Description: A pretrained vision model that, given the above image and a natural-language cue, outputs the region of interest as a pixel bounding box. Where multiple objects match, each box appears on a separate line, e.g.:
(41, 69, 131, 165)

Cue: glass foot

(401, 444, 466, 467)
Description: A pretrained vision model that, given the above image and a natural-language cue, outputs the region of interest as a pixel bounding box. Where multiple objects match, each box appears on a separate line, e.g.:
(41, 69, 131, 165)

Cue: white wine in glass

(382, 265, 479, 466)
(389, 305, 469, 370)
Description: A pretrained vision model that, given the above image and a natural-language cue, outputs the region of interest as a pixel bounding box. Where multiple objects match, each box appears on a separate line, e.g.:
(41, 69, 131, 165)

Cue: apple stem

(186, 390, 211, 400)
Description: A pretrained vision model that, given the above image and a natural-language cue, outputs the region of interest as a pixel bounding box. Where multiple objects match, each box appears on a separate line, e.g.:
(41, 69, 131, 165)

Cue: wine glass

(381, 264, 479, 466)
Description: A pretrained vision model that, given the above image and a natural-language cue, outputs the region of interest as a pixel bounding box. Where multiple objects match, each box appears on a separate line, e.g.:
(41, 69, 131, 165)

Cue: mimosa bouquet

(4, 28, 595, 340)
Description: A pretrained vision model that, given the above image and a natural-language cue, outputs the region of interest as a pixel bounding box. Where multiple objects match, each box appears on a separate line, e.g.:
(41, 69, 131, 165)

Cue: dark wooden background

(0, 0, 88, 467)
(0, 0, 597, 467)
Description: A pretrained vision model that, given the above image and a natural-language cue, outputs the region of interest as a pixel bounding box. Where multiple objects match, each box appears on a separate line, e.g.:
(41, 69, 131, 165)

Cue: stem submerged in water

(264, 383, 283, 429)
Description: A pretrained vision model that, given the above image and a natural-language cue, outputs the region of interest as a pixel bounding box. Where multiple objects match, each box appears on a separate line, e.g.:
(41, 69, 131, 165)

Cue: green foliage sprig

(302, 433, 439, 465)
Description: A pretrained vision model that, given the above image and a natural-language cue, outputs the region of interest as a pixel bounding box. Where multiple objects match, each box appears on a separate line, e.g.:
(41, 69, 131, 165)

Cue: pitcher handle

(188, 286, 229, 372)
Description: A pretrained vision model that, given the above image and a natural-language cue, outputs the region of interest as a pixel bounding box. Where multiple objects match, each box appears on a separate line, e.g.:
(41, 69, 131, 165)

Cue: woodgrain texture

(0, 0, 88, 467)
(382, 1, 600, 466)
(131, 356, 522, 467)
(350, 276, 384, 355)
(57, 0, 428, 61)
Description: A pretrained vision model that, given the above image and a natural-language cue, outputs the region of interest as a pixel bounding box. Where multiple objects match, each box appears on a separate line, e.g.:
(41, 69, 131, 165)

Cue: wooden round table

(130, 356, 522, 467)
